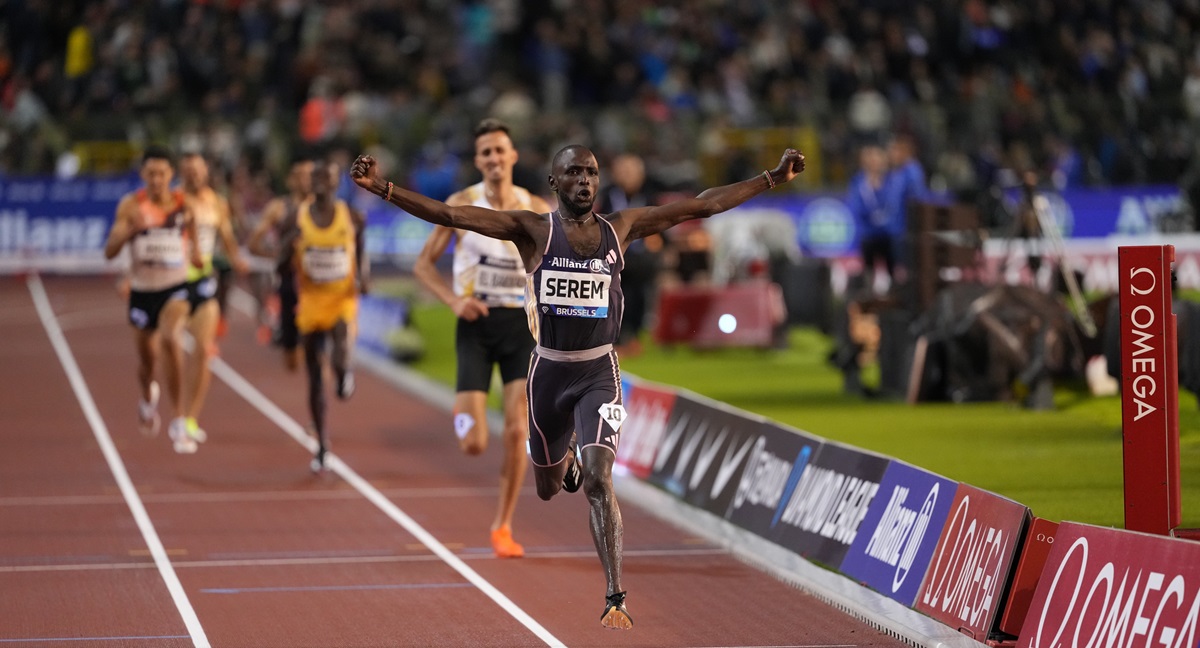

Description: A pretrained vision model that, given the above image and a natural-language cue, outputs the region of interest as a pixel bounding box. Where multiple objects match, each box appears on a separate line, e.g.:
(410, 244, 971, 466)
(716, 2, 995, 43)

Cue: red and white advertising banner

(1118, 245, 1179, 535)
(1018, 522, 1200, 648)
(916, 484, 1030, 641)
(1000, 518, 1061, 637)
(615, 383, 678, 479)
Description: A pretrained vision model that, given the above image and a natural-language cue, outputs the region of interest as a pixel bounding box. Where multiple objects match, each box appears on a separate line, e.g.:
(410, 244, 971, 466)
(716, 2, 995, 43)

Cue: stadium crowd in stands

(3, 0, 1200, 200)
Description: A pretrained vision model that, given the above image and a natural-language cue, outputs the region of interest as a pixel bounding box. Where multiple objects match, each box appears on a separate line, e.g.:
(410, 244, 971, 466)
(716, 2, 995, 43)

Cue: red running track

(0, 274, 911, 648)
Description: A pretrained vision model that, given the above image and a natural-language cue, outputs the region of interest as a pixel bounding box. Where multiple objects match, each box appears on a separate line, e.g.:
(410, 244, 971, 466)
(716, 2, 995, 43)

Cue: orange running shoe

(256, 323, 272, 345)
(490, 525, 525, 558)
(216, 316, 229, 339)
(601, 591, 633, 629)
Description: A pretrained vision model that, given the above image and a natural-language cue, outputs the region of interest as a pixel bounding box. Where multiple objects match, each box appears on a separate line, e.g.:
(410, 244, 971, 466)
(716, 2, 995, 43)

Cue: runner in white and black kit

(413, 119, 553, 559)
(351, 144, 806, 629)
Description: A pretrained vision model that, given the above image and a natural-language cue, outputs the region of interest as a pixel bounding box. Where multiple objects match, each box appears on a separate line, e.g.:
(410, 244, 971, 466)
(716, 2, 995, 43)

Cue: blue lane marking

(0, 636, 189, 643)
(201, 583, 472, 594)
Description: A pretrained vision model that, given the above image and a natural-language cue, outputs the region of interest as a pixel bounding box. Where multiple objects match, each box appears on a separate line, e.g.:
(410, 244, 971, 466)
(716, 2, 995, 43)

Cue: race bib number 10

(303, 246, 351, 283)
(599, 403, 626, 431)
(539, 269, 609, 318)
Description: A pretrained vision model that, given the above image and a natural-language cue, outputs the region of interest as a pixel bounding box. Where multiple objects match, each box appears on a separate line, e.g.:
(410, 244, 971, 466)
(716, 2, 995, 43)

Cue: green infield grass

(391, 285, 1200, 530)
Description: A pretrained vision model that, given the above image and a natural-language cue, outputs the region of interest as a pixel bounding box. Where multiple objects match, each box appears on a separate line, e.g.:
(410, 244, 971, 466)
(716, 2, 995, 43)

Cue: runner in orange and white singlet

(277, 161, 368, 473)
(104, 146, 203, 452)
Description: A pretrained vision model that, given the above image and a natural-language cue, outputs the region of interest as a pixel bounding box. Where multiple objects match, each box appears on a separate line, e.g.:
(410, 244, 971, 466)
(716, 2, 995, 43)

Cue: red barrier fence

(1118, 245, 1180, 535)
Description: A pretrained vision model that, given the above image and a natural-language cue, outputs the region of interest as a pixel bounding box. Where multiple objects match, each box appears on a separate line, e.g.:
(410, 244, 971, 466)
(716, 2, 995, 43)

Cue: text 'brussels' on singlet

(528, 213, 624, 353)
(186, 187, 221, 281)
(294, 198, 356, 298)
(452, 183, 532, 310)
(129, 188, 189, 292)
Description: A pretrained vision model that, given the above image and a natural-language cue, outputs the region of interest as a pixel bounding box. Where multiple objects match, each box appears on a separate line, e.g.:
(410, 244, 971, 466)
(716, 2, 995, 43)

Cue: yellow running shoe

(185, 417, 207, 443)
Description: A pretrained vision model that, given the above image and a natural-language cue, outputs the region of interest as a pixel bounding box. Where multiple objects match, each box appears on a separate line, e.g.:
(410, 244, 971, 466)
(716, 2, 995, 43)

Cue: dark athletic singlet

(528, 214, 624, 352)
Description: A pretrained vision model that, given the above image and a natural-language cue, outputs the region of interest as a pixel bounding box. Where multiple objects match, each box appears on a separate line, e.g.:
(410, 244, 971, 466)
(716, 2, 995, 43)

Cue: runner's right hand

(453, 296, 489, 321)
(350, 155, 378, 190)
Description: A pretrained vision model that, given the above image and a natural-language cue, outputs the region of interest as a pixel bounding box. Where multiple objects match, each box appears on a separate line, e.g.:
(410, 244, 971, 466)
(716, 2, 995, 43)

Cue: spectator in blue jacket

(846, 142, 891, 292)
(881, 134, 927, 279)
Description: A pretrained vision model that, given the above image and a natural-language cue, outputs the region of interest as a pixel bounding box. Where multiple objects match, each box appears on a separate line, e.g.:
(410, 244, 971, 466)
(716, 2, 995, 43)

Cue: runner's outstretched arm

(617, 148, 806, 242)
(351, 206, 370, 294)
(350, 156, 539, 244)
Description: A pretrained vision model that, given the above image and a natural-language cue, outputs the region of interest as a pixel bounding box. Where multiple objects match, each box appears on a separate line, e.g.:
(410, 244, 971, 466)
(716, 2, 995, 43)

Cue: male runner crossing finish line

(352, 145, 806, 628)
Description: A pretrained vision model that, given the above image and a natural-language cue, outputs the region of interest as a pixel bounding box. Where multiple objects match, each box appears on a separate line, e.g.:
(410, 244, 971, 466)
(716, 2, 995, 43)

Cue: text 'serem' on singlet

(129, 189, 188, 292)
(453, 182, 531, 309)
(528, 214, 624, 352)
(295, 199, 356, 300)
(186, 187, 220, 281)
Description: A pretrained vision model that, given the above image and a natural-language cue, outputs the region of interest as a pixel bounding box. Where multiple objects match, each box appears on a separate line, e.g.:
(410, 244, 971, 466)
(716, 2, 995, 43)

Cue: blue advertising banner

(723, 421, 823, 538)
(1, 175, 1183, 270)
(1007, 184, 1183, 239)
(713, 194, 862, 258)
(0, 175, 137, 262)
(355, 295, 409, 357)
(767, 441, 891, 568)
(704, 185, 1185, 259)
(362, 205, 436, 267)
(646, 391, 768, 517)
(838, 461, 958, 607)
(0, 176, 438, 270)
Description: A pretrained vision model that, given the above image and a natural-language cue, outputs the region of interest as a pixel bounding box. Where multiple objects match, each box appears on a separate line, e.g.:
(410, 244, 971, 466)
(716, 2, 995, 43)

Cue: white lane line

(208, 355, 566, 648)
(0, 486, 530, 507)
(27, 274, 210, 648)
(55, 307, 124, 331)
(1, 547, 729, 574)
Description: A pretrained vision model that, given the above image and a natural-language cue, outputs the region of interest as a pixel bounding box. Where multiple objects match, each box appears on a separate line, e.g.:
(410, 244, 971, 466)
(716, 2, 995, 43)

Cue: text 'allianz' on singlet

(452, 182, 532, 309)
(129, 189, 189, 292)
(528, 214, 624, 352)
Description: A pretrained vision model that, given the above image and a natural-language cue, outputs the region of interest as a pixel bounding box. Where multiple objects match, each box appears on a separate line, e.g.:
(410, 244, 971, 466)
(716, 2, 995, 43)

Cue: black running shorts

(186, 275, 218, 313)
(455, 307, 535, 392)
(128, 282, 189, 331)
(526, 349, 623, 467)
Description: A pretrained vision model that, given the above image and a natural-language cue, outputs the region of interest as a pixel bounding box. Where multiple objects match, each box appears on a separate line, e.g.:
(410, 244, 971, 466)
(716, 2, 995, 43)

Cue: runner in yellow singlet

(277, 161, 368, 472)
